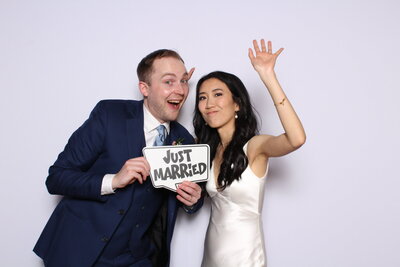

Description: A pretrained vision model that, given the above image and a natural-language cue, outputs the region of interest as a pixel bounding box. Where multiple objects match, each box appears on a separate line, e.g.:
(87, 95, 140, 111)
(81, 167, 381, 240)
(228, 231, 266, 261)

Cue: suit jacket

(34, 100, 202, 267)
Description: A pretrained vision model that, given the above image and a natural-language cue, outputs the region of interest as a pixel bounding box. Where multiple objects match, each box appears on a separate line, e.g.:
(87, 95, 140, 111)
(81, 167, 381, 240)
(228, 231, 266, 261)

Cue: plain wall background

(1, 0, 399, 266)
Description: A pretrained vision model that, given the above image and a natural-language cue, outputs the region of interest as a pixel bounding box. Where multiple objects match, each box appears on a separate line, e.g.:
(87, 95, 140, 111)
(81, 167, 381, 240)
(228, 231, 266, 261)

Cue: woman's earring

(235, 112, 238, 119)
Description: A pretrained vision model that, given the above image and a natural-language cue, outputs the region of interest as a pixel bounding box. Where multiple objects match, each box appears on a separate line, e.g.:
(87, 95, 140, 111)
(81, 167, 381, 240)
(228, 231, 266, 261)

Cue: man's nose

(174, 82, 187, 95)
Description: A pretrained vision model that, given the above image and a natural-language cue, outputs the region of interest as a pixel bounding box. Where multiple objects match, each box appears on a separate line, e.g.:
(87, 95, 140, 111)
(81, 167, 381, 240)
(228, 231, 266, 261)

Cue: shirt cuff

(101, 174, 116, 195)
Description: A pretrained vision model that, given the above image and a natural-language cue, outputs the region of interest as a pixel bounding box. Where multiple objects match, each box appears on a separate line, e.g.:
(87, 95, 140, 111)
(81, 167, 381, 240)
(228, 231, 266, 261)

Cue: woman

(194, 39, 306, 267)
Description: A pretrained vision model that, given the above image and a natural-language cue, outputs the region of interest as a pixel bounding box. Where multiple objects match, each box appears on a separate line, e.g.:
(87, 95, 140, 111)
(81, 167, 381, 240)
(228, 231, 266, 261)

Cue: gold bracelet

(274, 98, 286, 106)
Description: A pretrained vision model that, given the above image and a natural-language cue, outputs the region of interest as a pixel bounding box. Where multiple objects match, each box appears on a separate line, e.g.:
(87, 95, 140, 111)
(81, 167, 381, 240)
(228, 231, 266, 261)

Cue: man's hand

(187, 67, 195, 80)
(112, 157, 150, 189)
(176, 181, 202, 206)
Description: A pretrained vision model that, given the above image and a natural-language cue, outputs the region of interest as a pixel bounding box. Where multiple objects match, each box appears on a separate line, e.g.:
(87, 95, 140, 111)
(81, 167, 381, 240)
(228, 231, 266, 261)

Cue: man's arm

(46, 101, 108, 201)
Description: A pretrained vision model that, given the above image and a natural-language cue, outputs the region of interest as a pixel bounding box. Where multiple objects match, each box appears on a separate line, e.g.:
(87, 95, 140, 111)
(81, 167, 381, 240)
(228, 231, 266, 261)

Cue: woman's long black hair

(193, 71, 259, 191)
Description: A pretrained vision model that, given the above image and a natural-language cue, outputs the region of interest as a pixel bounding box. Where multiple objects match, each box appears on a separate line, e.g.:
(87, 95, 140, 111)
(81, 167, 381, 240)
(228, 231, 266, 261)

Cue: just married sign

(142, 144, 210, 191)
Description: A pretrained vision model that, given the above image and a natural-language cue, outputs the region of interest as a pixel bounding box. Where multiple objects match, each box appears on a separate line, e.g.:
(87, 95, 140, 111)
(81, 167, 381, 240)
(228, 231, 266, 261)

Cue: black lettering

(153, 168, 164, 181)
(198, 162, 207, 175)
(170, 164, 180, 179)
(192, 164, 199, 175)
(178, 151, 184, 162)
(187, 163, 193, 176)
(171, 151, 179, 163)
(163, 150, 171, 164)
(164, 167, 172, 180)
(183, 149, 192, 162)
(179, 163, 189, 178)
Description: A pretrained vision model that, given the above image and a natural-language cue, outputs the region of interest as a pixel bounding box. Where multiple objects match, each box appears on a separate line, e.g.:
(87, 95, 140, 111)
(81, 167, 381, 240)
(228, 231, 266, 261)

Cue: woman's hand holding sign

(176, 181, 202, 206)
(112, 157, 150, 189)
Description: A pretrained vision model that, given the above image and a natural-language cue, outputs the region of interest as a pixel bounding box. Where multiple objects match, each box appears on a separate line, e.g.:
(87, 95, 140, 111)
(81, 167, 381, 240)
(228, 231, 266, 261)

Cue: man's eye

(165, 80, 173, 85)
(181, 79, 188, 84)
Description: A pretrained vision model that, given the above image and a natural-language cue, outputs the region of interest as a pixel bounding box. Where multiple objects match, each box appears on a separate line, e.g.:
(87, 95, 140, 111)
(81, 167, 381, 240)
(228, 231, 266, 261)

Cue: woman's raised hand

(248, 39, 283, 74)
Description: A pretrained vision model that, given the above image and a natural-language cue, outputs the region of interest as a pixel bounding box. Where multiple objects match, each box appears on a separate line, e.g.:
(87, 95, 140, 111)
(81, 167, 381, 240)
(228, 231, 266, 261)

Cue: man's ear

(139, 81, 150, 97)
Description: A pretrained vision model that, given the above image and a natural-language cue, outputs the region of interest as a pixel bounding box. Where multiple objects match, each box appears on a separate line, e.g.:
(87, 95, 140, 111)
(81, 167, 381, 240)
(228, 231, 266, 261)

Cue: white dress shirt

(101, 104, 170, 195)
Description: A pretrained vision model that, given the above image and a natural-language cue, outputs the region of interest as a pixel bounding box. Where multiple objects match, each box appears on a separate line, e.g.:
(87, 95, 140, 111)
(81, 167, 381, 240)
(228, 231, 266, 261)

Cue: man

(34, 49, 203, 267)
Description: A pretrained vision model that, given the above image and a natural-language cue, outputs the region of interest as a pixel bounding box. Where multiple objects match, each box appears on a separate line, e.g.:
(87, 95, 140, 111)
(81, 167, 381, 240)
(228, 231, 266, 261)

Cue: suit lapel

(165, 122, 179, 146)
(126, 101, 146, 157)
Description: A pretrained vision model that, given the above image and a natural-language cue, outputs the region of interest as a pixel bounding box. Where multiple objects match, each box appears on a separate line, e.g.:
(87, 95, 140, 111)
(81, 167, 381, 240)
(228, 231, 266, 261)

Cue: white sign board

(142, 144, 210, 192)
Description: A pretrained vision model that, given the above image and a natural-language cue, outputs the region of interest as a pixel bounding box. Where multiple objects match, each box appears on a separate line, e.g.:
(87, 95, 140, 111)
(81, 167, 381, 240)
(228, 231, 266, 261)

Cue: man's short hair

(137, 49, 184, 84)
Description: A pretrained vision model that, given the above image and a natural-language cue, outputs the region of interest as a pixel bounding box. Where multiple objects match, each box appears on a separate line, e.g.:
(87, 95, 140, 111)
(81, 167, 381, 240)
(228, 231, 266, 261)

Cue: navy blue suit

(34, 100, 202, 267)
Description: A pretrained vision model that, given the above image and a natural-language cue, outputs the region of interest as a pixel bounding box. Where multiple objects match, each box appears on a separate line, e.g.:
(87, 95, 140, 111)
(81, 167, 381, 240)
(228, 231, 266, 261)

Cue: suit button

(118, 209, 125, 215)
(141, 206, 145, 210)
(135, 224, 140, 228)
(101, 237, 109, 243)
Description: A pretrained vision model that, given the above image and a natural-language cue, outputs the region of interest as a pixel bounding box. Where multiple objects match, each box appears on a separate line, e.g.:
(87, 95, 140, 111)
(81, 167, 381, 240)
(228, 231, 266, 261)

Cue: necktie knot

(154, 125, 166, 146)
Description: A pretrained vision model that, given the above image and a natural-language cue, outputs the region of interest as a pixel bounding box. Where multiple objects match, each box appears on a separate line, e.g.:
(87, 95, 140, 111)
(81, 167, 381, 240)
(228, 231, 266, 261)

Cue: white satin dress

(201, 143, 268, 267)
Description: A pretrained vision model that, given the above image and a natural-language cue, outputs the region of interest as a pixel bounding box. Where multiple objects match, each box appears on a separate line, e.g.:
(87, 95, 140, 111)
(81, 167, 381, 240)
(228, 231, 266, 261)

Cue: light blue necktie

(153, 125, 167, 146)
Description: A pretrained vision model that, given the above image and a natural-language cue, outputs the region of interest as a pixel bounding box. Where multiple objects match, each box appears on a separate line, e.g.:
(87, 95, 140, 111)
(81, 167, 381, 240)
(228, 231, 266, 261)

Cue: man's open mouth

(167, 100, 182, 108)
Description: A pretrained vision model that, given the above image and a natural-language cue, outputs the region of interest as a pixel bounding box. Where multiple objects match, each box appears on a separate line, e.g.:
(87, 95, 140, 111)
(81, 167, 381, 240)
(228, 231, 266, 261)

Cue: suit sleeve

(45, 101, 108, 202)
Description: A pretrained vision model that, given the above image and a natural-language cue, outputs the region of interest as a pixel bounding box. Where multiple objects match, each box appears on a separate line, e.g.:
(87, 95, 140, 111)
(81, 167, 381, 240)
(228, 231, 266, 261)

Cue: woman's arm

(248, 39, 306, 158)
